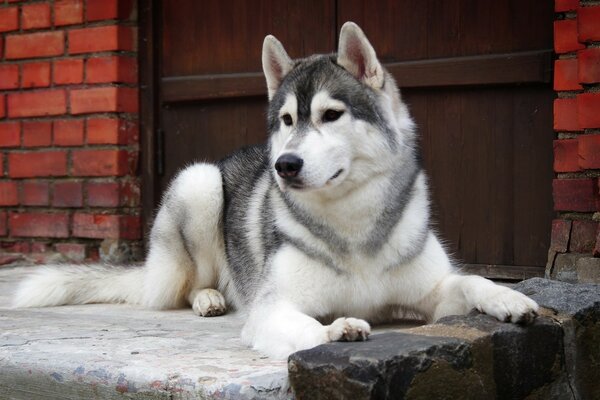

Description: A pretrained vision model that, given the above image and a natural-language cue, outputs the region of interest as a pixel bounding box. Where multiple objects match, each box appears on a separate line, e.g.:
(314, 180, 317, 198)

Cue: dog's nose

(275, 154, 303, 179)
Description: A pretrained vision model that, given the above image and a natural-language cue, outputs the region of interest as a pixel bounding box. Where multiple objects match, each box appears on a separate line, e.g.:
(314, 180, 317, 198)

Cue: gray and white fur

(13, 22, 538, 359)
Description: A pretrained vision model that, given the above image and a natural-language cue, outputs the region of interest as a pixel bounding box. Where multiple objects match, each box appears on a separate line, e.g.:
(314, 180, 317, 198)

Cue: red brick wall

(550, 0, 600, 282)
(0, 0, 140, 265)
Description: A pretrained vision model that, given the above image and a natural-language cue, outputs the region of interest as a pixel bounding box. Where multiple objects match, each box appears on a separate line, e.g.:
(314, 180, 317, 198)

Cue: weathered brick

(0, 7, 19, 33)
(9, 151, 68, 178)
(54, 0, 84, 26)
(554, 19, 585, 54)
(8, 90, 67, 118)
(554, 98, 580, 131)
(21, 62, 51, 88)
(577, 93, 600, 129)
(9, 212, 69, 238)
(87, 118, 137, 144)
(87, 181, 119, 207)
(0, 212, 6, 237)
(53, 119, 84, 146)
(594, 226, 600, 257)
(68, 25, 135, 54)
(555, 0, 579, 12)
(72, 213, 140, 239)
(578, 6, 600, 42)
(578, 134, 600, 169)
(553, 139, 580, 172)
(578, 48, 600, 84)
(550, 219, 572, 253)
(553, 179, 599, 212)
(0, 64, 19, 90)
(120, 180, 140, 207)
(70, 87, 138, 114)
(0, 241, 31, 253)
(21, 181, 50, 206)
(21, 3, 51, 30)
(554, 58, 582, 91)
(0, 95, 4, 119)
(22, 121, 52, 147)
(54, 242, 86, 262)
(570, 220, 599, 253)
(52, 181, 83, 207)
(53, 58, 84, 85)
(71, 149, 130, 177)
(0, 121, 21, 147)
(0, 181, 18, 206)
(86, 0, 135, 21)
(86, 55, 138, 84)
(5, 31, 65, 59)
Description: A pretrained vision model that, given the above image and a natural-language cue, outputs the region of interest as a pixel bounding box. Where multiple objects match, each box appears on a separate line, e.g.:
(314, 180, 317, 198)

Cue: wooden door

(140, 0, 554, 279)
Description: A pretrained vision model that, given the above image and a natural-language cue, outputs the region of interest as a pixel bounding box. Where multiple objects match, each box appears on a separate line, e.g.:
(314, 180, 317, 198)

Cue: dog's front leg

(241, 300, 370, 359)
(432, 274, 539, 324)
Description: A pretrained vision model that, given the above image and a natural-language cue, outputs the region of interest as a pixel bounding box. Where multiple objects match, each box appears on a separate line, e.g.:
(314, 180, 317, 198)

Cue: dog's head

(263, 22, 415, 196)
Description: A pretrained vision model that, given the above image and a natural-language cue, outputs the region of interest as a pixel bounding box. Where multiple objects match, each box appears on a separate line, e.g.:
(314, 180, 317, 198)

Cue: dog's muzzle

(275, 154, 303, 180)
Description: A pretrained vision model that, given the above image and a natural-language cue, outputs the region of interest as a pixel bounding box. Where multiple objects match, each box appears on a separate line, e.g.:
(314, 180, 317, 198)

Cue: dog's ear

(262, 35, 293, 100)
(337, 22, 384, 89)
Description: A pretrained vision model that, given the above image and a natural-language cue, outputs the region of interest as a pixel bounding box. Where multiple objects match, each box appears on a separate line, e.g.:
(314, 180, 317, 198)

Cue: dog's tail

(12, 264, 145, 308)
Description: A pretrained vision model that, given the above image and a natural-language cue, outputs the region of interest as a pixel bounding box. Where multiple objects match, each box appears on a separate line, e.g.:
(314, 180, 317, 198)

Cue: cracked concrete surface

(0, 266, 290, 399)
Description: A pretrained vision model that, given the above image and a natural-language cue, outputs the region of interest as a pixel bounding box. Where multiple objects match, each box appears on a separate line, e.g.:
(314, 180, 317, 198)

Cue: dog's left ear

(262, 35, 293, 100)
(337, 22, 384, 89)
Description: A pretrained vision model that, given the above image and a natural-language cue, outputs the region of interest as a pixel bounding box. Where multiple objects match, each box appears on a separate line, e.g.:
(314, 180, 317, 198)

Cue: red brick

(120, 180, 139, 207)
(554, 59, 582, 91)
(86, 56, 138, 84)
(0, 7, 19, 33)
(554, 139, 580, 172)
(0, 154, 3, 175)
(554, 20, 585, 54)
(53, 181, 82, 207)
(569, 220, 598, 253)
(0, 95, 4, 119)
(553, 178, 599, 212)
(87, 118, 137, 144)
(550, 219, 572, 253)
(5, 31, 65, 59)
(31, 242, 49, 253)
(21, 62, 51, 88)
(0, 254, 25, 265)
(0, 181, 18, 206)
(578, 134, 600, 169)
(9, 212, 69, 238)
(21, 181, 49, 206)
(9, 151, 67, 178)
(0, 121, 21, 147)
(53, 58, 84, 85)
(53, 119, 84, 146)
(0, 212, 6, 237)
(21, 3, 51, 30)
(595, 228, 600, 257)
(578, 48, 600, 84)
(54, 242, 86, 262)
(0, 64, 19, 90)
(86, 0, 135, 21)
(22, 121, 52, 147)
(0, 241, 31, 253)
(554, 98, 580, 131)
(68, 25, 135, 54)
(72, 213, 140, 239)
(578, 6, 600, 42)
(556, 0, 579, 12)
(7, 89, 67, 118)
(54, 0, 83, 26)
(70, 87, 138, 115)
(87, 181, 119, 207)
(72, 149, 129, 176)
(577, 93, 600, 129)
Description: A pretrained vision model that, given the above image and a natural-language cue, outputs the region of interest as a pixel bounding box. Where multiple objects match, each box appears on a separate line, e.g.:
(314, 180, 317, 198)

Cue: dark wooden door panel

(144, 0, 555, 277)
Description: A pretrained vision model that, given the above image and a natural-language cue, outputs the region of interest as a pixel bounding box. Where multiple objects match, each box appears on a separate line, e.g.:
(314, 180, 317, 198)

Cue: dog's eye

(281, 114, 293, 126)
(323, 109, 343, 122)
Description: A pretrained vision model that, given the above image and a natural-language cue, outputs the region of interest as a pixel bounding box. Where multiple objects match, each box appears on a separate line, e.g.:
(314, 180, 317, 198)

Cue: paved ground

(0, 266, 420, 399)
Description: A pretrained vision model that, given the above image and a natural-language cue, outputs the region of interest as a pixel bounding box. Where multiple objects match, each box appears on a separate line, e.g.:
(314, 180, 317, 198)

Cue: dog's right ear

(262, 35, 293, 100)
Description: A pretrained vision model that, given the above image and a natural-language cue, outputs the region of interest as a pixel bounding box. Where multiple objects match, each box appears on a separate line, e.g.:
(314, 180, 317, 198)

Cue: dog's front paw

(327, 317, 371, 342)
(477, 288, 539, 324)
(192, 288, 227, 317)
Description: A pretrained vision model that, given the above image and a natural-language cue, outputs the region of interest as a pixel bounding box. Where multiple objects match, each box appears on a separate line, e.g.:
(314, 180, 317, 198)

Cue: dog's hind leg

(143, 163, 227, 313)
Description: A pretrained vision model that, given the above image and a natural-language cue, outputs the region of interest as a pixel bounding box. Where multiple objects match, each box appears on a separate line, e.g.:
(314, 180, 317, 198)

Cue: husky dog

(14, 22, 538, 359)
